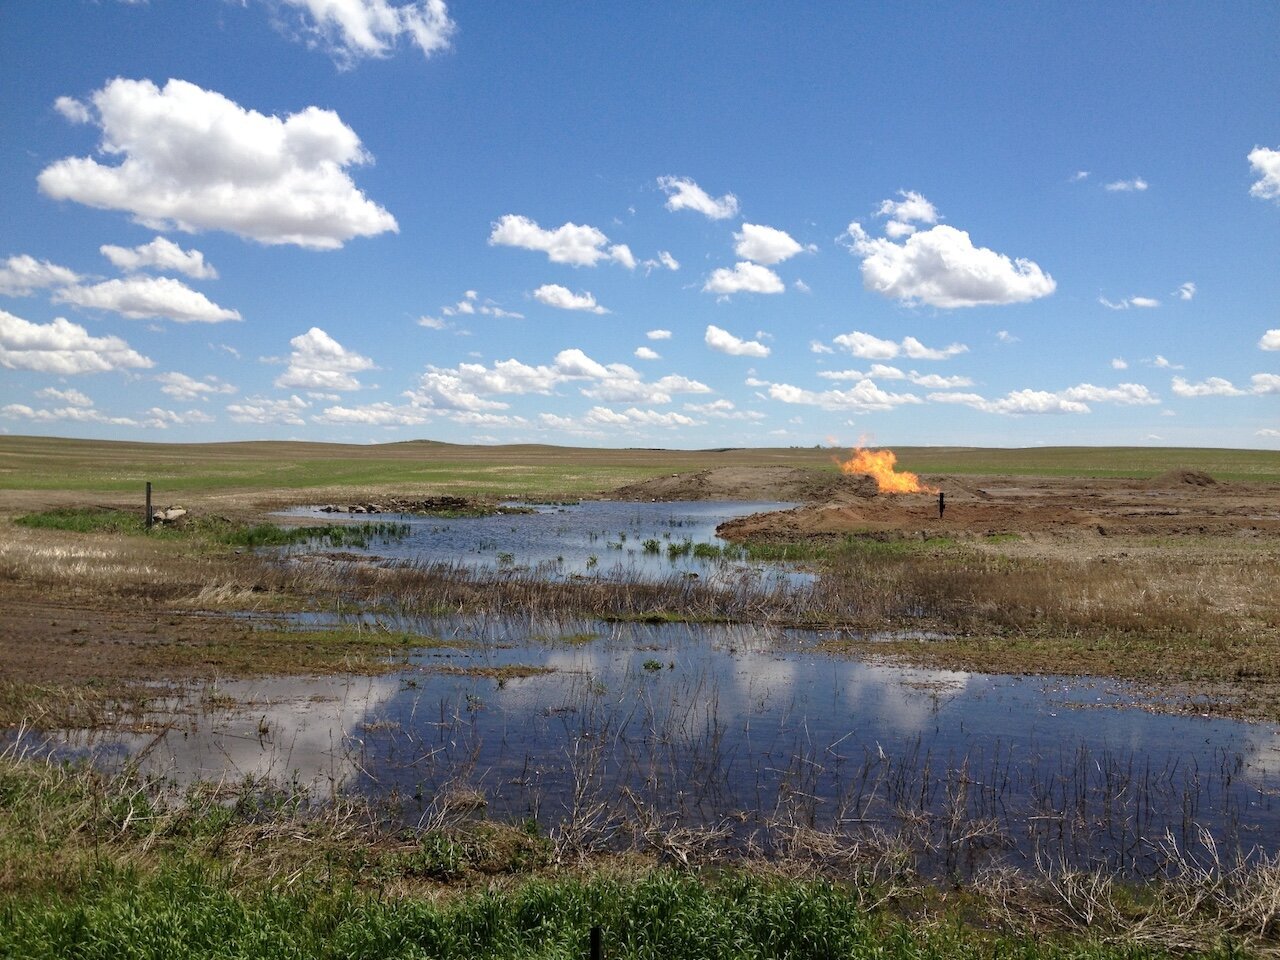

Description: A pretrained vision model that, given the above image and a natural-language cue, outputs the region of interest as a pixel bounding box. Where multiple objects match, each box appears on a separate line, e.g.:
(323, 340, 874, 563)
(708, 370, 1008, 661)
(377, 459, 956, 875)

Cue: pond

(277, 500, 810, 588)
(23, 615, 1280, 877)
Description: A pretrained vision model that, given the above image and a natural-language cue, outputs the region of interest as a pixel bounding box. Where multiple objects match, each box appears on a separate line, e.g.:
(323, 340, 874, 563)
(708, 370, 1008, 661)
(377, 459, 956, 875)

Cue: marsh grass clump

(691, 541, 745, 561)
(15, 506, 142, 534)
(218, 520, 409, 550)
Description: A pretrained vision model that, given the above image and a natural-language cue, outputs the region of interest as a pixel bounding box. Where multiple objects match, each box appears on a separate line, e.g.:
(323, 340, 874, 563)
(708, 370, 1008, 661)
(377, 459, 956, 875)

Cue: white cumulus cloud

(733, 223, 807, 265)
(646, 329, 672, 340)
(1104, 178, 1149, 192)
(532, 284, 608, 314)
(703, 261, 784, 295)
(275, 327, 374, 391)
(930, 389, 1089, 415)
(100, 236, 217, 279)
(157, 372, 236, 401)
(1174, 281, 1196, 301)
(1099, 295, 1159, 310)
(53, 95, 92, 124)
(0, 255, 80, 296)
(656, 176, 739, 220)
(585, 406, 697, 428)
(1259, 329, 1280, 351)
(36, 387, 93, 407)
(845, 205, 1055, 308)
(1060, 383, 1159, 405)
(705, 324, 770, 358)
(407, 348, 704, 411)
(767, 380, 922, 412)
(831, 330, 968, 361)
(277, 0, 455, 64)
(876, 190, 939, 236)
(683, 399, 763, 421)
(2, 402, 138, 428)
(56, 277, 240, 323)
(0, 309, 153, 375)
(1171, 376, 1245, 398)
(227, 395, 310, 425)
(39, 78, 397, 249)
(141, 407, 215, 429)
(1248, 147, 1280, 201)
(316, 402, 430, 425)
(1250, 373, 1280, 395)
(634, 346, 660, 360)
(908, 371, 975, 389)
(581, 372, 709, 405)
(488, 214, 633, 268)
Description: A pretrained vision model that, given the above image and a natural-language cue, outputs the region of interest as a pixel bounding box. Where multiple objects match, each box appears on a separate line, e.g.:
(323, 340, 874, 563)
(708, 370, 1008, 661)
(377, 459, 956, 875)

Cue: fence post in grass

(145, 481, 153, 531)
(589, 925, 602, 960)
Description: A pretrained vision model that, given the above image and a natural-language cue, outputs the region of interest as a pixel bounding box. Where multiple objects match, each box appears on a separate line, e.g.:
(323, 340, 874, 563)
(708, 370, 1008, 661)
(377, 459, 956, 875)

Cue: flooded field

(22, 613, 1280, 876)
(8, 497, 1280, 880)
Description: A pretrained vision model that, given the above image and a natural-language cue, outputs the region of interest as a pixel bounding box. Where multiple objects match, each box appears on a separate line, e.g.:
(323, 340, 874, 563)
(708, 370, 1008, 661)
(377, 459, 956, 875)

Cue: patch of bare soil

(617, 466, 1280, 542)
(0, 582, 249, 686)
(1143, 469, 1218, 489)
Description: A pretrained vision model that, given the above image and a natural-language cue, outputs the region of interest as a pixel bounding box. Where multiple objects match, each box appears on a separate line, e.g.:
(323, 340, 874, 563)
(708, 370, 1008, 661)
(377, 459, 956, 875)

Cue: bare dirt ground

(607, 465, 1280, 543)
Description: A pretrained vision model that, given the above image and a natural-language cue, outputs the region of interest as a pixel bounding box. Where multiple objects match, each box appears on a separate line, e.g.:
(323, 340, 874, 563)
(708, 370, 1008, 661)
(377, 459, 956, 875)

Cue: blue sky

(1, 1, 1277, 449)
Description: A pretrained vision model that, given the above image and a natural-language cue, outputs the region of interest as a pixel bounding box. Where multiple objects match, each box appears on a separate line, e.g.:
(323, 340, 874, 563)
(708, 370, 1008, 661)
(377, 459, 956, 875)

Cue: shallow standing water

(28, 616, 1280, 875)
(15, 501, 1280, 875)
(278, 499, 809, 587)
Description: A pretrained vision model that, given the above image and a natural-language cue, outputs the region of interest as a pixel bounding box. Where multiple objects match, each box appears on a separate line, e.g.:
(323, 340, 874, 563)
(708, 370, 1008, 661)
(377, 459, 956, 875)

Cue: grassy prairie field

(1, 435, 1278, 501)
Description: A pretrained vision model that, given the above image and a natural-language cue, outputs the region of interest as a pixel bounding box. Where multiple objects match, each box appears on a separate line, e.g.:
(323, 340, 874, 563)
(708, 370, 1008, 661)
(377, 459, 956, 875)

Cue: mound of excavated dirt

(608, 466, 878, 502)
(1144, 469, 1218, 489)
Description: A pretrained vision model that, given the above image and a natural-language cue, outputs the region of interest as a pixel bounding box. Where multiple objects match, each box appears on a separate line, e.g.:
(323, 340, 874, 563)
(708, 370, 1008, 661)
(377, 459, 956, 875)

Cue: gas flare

(838, 447, 937, 494)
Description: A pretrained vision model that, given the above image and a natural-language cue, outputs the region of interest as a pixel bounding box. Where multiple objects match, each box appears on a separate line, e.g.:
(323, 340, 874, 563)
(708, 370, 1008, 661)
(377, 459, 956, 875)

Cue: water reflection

(278, 500, 810, 588)
(21, 617, 1280, 875)
(20, 675, 399, 795)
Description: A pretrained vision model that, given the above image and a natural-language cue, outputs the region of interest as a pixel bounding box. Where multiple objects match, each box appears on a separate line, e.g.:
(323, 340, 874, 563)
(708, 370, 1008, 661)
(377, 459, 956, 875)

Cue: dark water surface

(24, 617, 1280, 875)
(13, 501, 1280, 876)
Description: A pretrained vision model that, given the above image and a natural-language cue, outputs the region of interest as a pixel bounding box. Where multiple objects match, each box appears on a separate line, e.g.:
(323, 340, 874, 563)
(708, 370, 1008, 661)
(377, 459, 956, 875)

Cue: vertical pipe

(589, 926, 602, 960)
(146, 481, 153, 530)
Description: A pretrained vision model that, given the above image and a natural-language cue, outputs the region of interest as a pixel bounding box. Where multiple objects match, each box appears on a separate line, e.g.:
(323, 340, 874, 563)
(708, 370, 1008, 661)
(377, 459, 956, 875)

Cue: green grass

(1, 861, 1217, 960)
(12, 506, 142, 533)
(14, 507, 408, 550)
(1, 436, 1276, 497)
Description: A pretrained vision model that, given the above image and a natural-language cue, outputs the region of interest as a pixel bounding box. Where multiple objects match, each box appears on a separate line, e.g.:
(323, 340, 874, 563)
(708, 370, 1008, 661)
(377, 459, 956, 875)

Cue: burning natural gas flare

(838, 447, 937, 494)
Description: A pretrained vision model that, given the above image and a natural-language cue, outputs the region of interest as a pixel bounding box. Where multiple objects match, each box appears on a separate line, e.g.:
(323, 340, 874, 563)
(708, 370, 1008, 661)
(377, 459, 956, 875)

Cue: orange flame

(838, 447, 937, 494)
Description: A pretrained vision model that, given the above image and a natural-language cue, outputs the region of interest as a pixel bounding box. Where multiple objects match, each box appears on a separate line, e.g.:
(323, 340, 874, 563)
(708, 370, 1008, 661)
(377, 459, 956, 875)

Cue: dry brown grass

(976, 827, 1280, 953)
(802, 536, 1280, 713)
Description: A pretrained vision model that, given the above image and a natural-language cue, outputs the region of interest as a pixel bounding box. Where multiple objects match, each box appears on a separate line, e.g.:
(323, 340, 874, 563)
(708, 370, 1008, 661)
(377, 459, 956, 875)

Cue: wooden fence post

(145, 481, 153, 531)
(589, 925, 602, 960)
